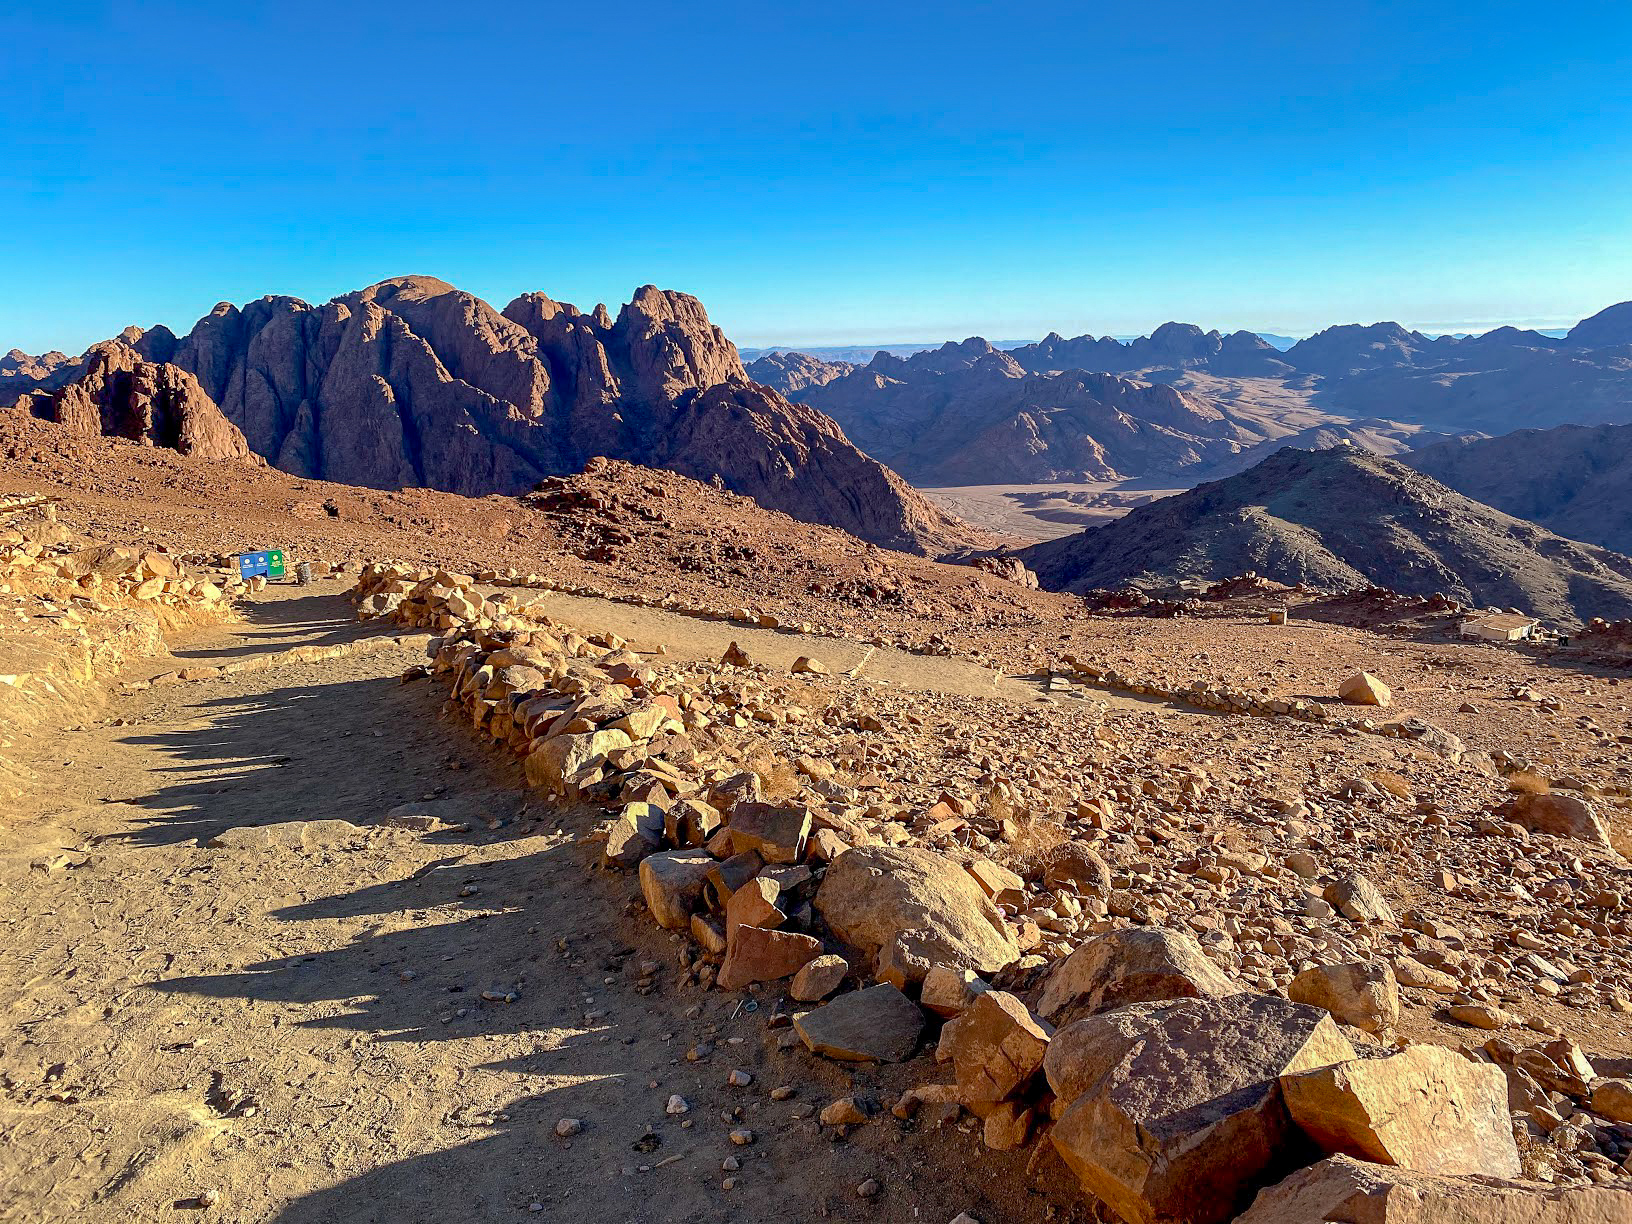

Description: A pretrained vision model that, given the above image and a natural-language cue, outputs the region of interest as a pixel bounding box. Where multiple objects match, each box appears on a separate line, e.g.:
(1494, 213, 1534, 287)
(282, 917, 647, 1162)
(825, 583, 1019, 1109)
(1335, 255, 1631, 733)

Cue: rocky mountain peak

(14, 347, 252, 461)
(1568, 300, 1632, 348)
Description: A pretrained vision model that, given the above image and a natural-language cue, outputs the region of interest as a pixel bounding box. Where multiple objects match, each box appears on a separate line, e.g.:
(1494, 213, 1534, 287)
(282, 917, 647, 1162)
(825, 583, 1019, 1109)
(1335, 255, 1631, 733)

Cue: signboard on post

(237, 549, 286, 581)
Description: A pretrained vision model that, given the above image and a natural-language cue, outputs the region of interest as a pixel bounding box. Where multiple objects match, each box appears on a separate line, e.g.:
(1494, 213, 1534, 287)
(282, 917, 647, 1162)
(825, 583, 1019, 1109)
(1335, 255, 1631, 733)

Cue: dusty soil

(920, 482, 1183, 542)
(0, 586, 1087, 1224)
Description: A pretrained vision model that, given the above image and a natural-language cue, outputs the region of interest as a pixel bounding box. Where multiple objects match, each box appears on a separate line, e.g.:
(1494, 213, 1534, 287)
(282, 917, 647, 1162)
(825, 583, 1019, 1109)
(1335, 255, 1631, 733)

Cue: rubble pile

(350, 561, 1632, 1222)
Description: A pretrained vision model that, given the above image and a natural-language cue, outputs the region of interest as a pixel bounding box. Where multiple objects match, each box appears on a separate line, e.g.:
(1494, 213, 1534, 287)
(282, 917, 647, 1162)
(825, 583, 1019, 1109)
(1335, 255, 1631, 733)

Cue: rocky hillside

(1406, 422, 1632, 554)
(744, 350, 855, 394)
(798, 341, 1250, 483)
(1018, 446, 1632, 624)
(14, 348, 251, 461)
(1, 276, 973, 555)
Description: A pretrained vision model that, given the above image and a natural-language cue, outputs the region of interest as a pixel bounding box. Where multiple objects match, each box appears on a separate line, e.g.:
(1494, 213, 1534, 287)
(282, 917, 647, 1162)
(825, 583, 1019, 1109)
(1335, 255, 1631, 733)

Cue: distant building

(1459, 612, 1539, 642)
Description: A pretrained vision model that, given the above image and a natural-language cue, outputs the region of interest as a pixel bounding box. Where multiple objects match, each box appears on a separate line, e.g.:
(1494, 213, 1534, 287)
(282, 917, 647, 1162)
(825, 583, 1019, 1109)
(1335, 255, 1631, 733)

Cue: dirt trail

(496, 584, 1160, 715)
(0, 585, 1084, 1224)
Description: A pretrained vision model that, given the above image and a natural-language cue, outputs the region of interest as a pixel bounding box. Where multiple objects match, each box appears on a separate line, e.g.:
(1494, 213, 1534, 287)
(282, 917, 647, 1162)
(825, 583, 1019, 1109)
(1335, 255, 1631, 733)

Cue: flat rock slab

(794, 983, 925, 1063)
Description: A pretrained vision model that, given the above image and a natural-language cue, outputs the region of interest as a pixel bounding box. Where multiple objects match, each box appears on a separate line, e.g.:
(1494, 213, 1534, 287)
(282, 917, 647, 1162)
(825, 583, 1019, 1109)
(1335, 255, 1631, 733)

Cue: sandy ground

(920, 482, 1183, 541)
(0, 585, 1092, 1224)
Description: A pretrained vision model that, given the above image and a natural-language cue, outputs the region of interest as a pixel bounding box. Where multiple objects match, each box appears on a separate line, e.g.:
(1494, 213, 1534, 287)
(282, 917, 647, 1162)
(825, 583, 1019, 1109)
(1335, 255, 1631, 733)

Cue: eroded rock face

(815, 846, 1019, 987)
(18, 348, 251, 461)
(1235, 1153, 1632, 1223)
(1046, 993, 1357, 1224)
(19, 276, 969, 554)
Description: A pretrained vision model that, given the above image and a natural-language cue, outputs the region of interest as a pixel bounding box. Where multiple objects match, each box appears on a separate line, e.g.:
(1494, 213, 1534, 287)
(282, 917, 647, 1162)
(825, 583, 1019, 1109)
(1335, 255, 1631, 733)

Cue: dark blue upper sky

(5, 0, 1630, 353)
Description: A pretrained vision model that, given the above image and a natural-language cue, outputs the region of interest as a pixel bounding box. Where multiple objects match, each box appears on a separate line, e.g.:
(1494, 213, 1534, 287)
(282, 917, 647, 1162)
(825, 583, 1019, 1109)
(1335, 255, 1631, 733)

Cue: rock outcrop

(5, 277, 970, 555)
(745, 350, 856, 394)
(15, 348, 251, 461)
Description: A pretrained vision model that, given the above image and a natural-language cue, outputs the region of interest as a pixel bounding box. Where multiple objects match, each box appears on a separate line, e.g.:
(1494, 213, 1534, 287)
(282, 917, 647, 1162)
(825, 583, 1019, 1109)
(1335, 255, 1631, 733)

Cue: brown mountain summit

(1, 276, 973, 555)
(1018, 445, 1632, 624)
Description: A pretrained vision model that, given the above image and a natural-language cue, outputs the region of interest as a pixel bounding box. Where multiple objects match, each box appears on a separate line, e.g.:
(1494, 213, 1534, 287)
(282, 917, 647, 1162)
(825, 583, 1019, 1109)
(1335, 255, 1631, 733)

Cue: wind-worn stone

(526, 728, 632, 792)
(1234, 1153, 1632, 1223)
(1287, 961, 1401, 1034)
(816, 846, 1018, 987)
(1496, 793, 1614, 850)
(790, 954, 848, 1002)
(940, 990, 1052, 1105)
(1037, 926, 1241, 1026)
(717, 924, 822, 991)
(1339, 671, 1392, 706)
(1047, 993, 1357, 1224)
(1282, 1045, 1520, 1177)
(795, 984, 926, 1063)
(638, 850, 715, 931)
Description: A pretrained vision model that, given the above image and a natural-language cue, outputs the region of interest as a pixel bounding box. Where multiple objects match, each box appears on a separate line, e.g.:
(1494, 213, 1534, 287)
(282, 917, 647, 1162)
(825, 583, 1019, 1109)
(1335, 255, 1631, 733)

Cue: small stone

(555, 1117, 583, 1138)
(729, 1127, 755, 1145)
(666, 1094, 690, 1115)
(727, 1069, 753, 1088)
(196, 1189, 221, 1209)
(857, 1178, 881, 1198)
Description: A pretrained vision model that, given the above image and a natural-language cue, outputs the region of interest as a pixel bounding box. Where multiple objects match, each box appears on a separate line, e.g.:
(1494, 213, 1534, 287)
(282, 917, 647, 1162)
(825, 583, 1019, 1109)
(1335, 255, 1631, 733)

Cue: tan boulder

(1234, 1153, 1631, 1223)
(921, 965, 991, 1018)
(1496, 793, 1614, 850)
(1589, 1078, 1632, 1124)
(1340, 671, 1392, 706)
(1324, 871, 1396, 924)
(816, 846, 1018, 987)
(716, 924, 822, 991)
(725, 876, 785, 935)
(525, 728, 631, 792)
(603, 802, 665, 869)
(1282, 1045, 1519, 1177)
(1287, 961, 1401, 1034)
(1037, 926, 1241, 1026)
(637, 851, 715, 931)
(1047, 993, 1357, 1224)
(791, 655, 828, 675)
(940, 990, 1052, 1106)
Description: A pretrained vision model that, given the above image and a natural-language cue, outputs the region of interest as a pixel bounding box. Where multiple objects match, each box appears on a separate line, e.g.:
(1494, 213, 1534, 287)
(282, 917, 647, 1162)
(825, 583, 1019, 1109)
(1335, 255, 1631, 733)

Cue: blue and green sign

(237, 549, 286, 580)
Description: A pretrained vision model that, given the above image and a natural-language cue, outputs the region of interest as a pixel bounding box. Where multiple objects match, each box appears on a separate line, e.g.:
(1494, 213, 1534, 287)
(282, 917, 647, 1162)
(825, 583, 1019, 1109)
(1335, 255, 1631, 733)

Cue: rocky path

(496, 584, 1163, 715)
(0, 587, 1081, 1224)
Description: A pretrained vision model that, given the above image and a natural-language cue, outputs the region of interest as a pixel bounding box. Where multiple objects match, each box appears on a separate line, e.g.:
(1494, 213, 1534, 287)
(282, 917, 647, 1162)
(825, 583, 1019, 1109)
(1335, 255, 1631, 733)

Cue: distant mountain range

(1017, 446, 1632, 625)
(750, 301, 1632, 487)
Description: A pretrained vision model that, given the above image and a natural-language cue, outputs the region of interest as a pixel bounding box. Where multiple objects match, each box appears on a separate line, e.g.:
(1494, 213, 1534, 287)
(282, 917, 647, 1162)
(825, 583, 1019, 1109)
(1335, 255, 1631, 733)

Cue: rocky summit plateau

(4, 285, 1632, 1224)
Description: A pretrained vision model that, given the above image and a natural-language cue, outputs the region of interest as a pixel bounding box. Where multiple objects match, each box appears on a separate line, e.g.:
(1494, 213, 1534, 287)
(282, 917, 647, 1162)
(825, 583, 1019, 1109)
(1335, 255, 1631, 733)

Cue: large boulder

(815, 846, 1018, 986)
(1497, 793, 1614, 850)
(1037, 926, 1241, 1026)
(1287, 961, 1400, 1034)
(1047, 993, 1357, 1224)
(637, 851, 715, 930)
(1235, 1153, 1632, 1223)
(716, 924, 823, 991)
(1282, 1045, 1520, 1177)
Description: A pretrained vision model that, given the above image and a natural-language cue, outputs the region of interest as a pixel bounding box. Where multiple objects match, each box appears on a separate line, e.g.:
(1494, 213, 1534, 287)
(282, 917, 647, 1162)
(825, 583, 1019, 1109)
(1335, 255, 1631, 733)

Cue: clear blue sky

(4, 0, 1631, 354)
